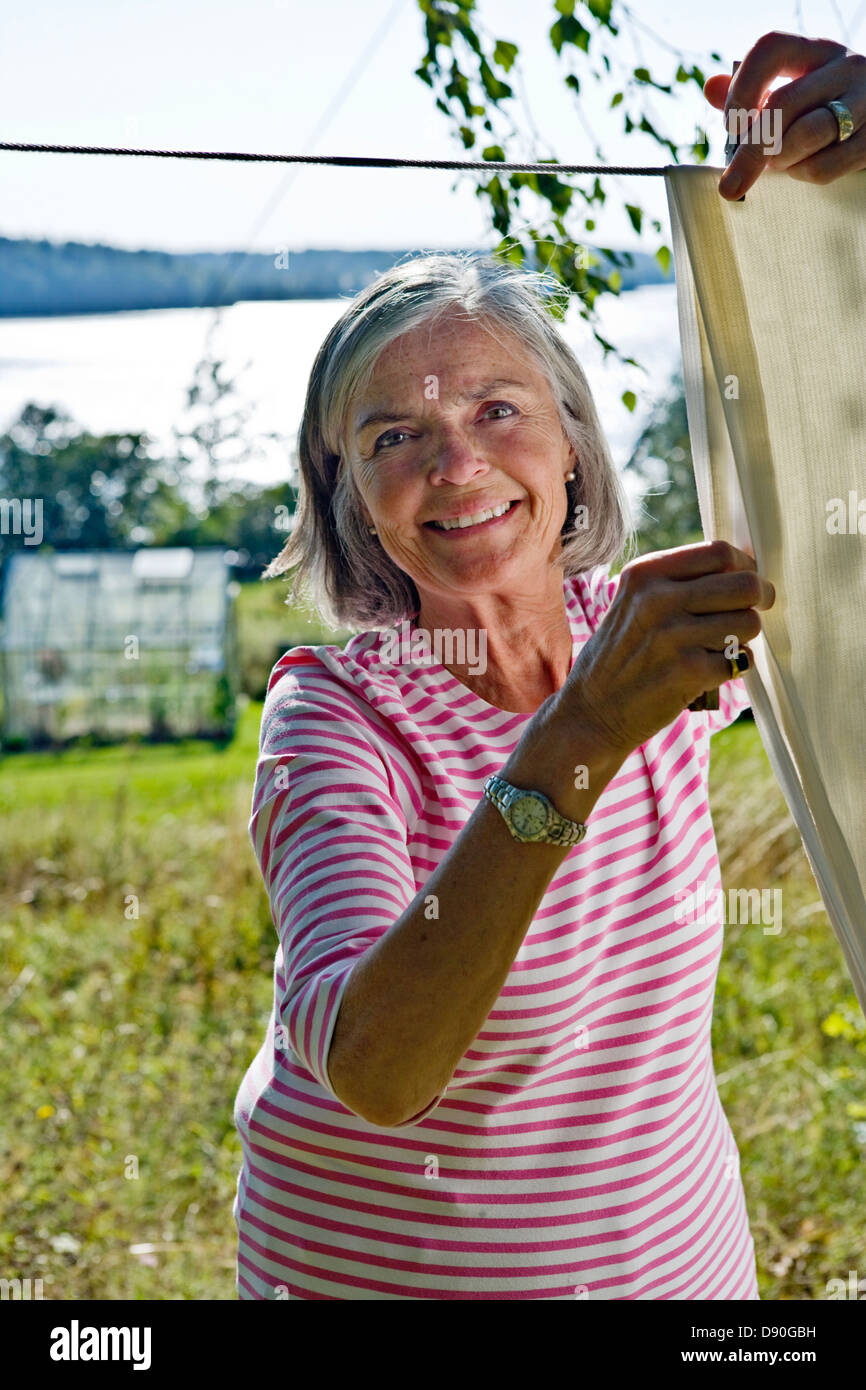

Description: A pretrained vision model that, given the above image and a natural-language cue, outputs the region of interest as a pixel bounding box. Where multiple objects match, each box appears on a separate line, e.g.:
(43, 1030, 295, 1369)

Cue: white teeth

(433, 501, 513, 531)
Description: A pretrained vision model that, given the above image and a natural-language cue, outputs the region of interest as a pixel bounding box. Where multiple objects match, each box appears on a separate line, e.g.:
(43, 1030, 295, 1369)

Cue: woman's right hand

(558, 540, 776, 762)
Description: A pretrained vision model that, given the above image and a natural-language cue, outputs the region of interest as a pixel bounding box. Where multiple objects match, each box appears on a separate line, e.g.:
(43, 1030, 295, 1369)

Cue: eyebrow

(354, 377, 531, 436)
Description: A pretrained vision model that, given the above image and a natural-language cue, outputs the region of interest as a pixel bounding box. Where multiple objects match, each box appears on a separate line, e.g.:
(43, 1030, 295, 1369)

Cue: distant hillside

(0, 236, 673, 317)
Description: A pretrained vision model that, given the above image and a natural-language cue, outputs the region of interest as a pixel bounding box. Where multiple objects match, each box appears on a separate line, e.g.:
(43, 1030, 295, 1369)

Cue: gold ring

(826, 99, 855, 143)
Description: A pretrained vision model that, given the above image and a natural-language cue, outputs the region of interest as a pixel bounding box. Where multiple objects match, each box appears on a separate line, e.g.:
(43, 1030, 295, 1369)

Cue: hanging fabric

(663, 163, 866, 1016)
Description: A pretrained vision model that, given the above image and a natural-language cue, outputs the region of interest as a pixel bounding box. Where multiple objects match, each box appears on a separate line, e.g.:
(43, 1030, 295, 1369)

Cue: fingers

(709, 644, 753, 687)
(728, 51, 866, 188)
(774, 110, 866, 183)
(712, 30, 850, 198)
(756, 53, 866, 169)
(686, 646, 753, 713)
(683, 607, 763, 649)
(703, 73, 732, 110)
(777, 123, 866, 179)
(683, 569, 776, 615)
(622, 540, 775, 617)
(723, 31, 848, 120)
(627, 538, 758, 583)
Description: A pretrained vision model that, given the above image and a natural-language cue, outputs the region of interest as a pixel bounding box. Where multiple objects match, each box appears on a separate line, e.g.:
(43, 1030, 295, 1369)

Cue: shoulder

(257, 640, 425, 813)
(263, 635, 399, 727)
(565, 563, 621, 633)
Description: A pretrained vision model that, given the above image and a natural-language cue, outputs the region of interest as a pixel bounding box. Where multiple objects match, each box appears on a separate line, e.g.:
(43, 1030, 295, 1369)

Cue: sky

(2, 0, 864, 258)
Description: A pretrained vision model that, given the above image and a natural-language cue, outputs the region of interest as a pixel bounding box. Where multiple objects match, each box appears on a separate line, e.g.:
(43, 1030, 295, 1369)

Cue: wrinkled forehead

(345, 313, 545, 442)
(368, 310, 527, 379)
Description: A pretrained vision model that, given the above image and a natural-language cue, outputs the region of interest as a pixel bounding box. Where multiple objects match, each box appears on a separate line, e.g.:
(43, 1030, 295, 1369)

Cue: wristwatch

(483, 773, 588, 847)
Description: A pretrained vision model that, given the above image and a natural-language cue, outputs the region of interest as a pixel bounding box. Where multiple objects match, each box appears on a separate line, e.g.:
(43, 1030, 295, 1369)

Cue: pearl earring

(367, 526, 377, 534)
(565, 470, 575, 482)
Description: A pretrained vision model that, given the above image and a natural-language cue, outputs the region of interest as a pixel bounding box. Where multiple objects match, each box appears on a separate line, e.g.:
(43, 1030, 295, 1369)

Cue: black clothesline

(0, 141, 674, 175)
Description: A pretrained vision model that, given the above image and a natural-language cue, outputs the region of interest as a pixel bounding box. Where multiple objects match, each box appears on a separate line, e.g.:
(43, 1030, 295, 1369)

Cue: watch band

(483, 773, 588, 847)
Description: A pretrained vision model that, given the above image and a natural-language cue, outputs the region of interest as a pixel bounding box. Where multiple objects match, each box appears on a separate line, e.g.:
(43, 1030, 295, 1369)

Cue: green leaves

(478, 173, 511, 234)
(550, 14, 591, 57)
(690, 128, 710, 163)
(526, 170, 574, 217)
(632, 65, 672, 94)
(822, 1009, 866, 1041)
(492, 39, 518, 71)
(655, 244, 672, 276)
(672, 61, 708, 88)
(586, 0, 614, 24)
(622, 390, 637, 412)
(496, 237, 526, 267)
(478, 55, 512, 101)
(411, 0, 722, 376)
(624, 203, 642, 235)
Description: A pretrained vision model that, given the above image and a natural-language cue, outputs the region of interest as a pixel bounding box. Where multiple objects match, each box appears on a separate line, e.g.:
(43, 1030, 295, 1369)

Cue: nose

(426, 427, 491, 486)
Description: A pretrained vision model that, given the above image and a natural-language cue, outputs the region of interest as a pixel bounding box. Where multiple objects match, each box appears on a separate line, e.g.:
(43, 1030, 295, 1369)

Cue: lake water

(0, 283, 681, 509)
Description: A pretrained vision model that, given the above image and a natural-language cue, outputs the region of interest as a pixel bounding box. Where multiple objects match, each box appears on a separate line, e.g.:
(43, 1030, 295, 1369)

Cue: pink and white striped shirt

(233, 564, 758, 1300)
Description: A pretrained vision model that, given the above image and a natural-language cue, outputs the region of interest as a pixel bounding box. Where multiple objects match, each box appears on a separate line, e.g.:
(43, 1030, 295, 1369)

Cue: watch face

(511, 792, 549, 839)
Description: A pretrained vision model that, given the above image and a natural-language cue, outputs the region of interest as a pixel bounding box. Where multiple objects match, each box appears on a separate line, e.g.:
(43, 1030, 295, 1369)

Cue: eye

(373, 428, 411, 453)
(372, 402, 516, 452)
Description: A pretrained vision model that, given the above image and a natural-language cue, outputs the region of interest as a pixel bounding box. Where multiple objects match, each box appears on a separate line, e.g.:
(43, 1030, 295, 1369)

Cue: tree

(0, 403, 194, 562)
(162, 479, 298, 579)
(413, 0, 721, 409)
(624, 367, 704, 555)
(172, 309, 289, 514)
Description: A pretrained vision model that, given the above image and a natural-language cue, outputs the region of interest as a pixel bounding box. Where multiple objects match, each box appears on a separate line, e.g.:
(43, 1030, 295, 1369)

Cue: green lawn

(0, 702, 272, 1299)
(0, 704, 864, 1299)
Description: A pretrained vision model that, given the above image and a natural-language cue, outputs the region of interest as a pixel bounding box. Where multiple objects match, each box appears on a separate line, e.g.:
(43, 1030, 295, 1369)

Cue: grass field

(235, 574, 351, 699)
(1, 597, 865, 1299)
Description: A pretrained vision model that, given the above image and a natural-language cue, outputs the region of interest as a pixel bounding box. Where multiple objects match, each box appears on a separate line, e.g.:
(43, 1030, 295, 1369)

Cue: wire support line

(0, 141, 674, 175)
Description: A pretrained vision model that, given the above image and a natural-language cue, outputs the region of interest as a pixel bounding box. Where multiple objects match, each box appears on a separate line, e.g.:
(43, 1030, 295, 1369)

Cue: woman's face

(346, 311, 576, 609)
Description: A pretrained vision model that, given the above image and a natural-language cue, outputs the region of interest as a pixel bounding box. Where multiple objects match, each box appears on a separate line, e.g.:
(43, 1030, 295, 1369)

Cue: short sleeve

(250, 651, 444, 1127)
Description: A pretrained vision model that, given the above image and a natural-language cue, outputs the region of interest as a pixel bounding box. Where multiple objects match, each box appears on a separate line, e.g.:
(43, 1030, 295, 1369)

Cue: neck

(414, 572, 573, 713)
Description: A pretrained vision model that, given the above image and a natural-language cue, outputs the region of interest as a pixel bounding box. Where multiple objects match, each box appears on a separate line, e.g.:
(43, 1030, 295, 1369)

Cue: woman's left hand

(703, 30, 866, 199)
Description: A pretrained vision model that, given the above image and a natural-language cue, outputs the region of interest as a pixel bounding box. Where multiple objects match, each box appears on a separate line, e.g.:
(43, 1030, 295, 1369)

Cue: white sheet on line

(663, 163, 866, 1017)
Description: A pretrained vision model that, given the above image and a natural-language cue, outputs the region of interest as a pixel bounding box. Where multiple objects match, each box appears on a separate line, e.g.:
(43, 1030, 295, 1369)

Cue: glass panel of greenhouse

(0, 546, 239, 747)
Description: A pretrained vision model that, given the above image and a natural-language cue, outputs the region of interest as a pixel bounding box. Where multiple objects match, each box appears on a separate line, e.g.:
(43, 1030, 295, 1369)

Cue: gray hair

(264, 250, 636, 630)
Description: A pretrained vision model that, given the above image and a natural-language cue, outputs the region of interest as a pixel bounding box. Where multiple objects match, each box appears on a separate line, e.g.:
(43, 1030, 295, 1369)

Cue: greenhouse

(0, 546, 239, 748)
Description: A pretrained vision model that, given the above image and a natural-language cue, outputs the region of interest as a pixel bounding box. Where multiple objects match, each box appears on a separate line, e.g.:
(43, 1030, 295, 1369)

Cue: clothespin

(723, 60, 746, 202)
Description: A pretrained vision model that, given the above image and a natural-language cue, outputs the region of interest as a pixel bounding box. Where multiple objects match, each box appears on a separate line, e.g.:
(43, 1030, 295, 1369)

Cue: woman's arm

(327, 696, 626, 1127)
(329, 541, 773, 1127)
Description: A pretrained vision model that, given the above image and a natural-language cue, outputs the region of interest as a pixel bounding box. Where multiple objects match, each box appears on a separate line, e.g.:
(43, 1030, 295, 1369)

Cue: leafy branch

(414, 0, 723, 407)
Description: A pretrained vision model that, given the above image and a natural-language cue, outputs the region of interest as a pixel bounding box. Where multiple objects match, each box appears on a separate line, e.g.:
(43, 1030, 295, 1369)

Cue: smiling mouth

(426, 499, 521, 532)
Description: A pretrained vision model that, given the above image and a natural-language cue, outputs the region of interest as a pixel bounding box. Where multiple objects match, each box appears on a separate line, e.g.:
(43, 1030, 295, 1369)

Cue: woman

(232, 33, 865, 1299)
